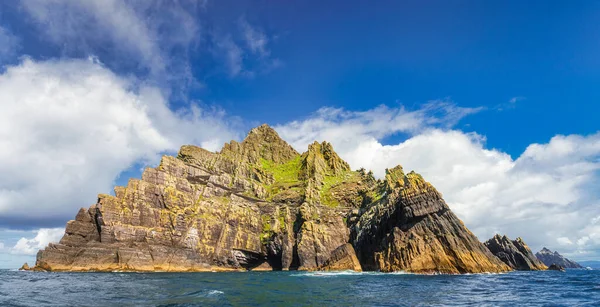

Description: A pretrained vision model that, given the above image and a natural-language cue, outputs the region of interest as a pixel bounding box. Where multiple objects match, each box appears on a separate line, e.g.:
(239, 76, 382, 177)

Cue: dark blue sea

(1, 269, 599, 306)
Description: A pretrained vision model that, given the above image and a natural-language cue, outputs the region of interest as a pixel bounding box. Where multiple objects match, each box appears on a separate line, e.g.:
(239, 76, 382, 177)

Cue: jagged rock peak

(221, 124, 299, 164)
(301, 141, 350, 178)
(536, 247, 583, 269)
(300, 141, 351, 203)
(484, 234, 547, 271)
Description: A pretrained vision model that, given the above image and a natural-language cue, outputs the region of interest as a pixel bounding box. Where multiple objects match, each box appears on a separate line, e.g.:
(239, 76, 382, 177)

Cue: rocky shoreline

(22, 125, 548, 274)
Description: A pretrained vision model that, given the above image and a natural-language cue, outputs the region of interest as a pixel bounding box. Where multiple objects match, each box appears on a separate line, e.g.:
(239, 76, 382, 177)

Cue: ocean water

(1, 269, 599, 306)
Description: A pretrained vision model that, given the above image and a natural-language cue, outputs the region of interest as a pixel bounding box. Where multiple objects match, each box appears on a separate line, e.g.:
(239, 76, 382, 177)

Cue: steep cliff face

(536, 247, 583, 269)
(349, 166, 510, 274)
(484, 235, 547, 271)
(35, 125, 350, 272)
(33, 124, 510, 274)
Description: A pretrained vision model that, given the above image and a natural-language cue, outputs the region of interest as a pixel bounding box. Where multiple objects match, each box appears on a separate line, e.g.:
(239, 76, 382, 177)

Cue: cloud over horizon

(0, 57, 239, 229)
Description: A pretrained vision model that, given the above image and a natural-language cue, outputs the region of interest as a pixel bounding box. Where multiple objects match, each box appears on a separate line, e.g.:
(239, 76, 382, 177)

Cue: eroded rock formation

(536, 247, 582, 269)
(350, 166, 510, 274)
(484, 235, 547, 271)
(33, 124, 511, 274)
(318, 243, 362, 272)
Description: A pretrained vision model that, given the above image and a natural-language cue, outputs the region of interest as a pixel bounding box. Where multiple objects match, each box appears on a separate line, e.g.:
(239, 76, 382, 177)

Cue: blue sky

(0, 0, 599, 268)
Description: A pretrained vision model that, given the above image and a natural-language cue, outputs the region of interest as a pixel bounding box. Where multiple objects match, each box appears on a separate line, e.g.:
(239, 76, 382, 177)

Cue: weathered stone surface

(536, 247, 583, 269)
(484, 235, 547, 271)
(33, 124, 510, 274)
(319, 243, 362, 272)
(221, 124, 299, 165)
(350, 166, 510, 274)
(33, 125, 347, 272)
(19, 263, 30, 271)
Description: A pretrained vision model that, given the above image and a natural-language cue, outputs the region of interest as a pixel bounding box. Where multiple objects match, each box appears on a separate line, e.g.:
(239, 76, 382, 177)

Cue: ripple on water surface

(0, 269, 599, 306)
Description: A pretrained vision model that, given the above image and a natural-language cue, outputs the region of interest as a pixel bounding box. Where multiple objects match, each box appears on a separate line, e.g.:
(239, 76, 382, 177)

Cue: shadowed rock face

(536, 247, 583, 269)
(484, 235, 547, 271)
(33, 125, 511, 274)
(350, 166, 510, 274)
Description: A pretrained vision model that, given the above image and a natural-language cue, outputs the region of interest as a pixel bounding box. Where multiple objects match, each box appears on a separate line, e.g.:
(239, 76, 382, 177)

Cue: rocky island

(484, 235, 547, 271)
(29, 125, 519, 273)
(536, 247, 583, 269)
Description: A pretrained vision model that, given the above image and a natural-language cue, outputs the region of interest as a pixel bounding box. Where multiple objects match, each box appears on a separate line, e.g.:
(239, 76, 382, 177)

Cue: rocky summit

(536, 247, 583, 269)
(32, 124, 511, 274)
(484, 235, 547, 271)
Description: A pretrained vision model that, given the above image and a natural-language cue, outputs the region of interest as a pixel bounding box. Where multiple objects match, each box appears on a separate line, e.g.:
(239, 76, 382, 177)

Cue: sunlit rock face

(350, 166, 511, 274)
(34, 125, 511, 274)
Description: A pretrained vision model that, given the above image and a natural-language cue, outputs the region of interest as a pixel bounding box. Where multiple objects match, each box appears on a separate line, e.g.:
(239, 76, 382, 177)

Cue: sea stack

(536, 247, 583, 269)
(484, 235, 547, 270)
(32, 125, 511, 274)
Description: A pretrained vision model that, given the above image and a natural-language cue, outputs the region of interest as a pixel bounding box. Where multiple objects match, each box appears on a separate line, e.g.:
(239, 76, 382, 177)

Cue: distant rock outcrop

(32, 124, 511, 274)
(484, 235, 547, 270)
(547, 264, 566, 272)
(536, 247, 583, 269)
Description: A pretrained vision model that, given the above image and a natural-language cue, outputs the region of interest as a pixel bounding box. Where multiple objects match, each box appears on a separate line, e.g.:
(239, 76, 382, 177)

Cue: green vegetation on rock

(319, 171, 360, 207)
(260, 215, 274, 244)
(260, 155, 302, 184)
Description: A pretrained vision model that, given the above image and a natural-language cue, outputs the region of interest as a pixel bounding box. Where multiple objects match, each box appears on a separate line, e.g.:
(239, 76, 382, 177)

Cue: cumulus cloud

(0, 241, 4, 250)
(0, 58, 239, 228)
(11, 228, 64, 255)
(21, 0, 200, 87)
(275, 105, 600, 259)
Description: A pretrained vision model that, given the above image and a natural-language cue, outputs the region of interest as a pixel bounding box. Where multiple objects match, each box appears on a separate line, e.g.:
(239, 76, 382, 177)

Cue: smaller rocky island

(484, 234, 547, 271)
(547, 264, 566, 272)
(536, 247, 583, 269)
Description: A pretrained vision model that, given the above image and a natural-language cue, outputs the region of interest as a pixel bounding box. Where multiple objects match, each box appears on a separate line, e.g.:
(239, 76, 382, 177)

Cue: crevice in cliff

(289, 211, 305, 270)
(94, 207, 104, 242)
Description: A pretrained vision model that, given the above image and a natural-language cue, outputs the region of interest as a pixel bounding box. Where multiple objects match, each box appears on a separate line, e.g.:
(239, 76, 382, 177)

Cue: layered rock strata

(32, 124, 511, 274)
(318, 243, 362, 272)
(484, 235, 547, 271)
(350, 166, 510, 274)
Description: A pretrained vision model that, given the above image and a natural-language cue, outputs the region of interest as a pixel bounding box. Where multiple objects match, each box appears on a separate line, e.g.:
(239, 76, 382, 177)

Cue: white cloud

(11, 228, 64, 255)
(214, 34, 247, 78)
(21, 0, 200, 85)
(213, 18, 282, 78)
(240, 17, 270, 57)
(496, 96, 525, 111)
(276, 100, 482, 153)
(509, 96, 525, 104)
(276, 105, 600, 260)
(0, 26, 20, 62)
(0, 58, 239, 227)
(557, 237, 574, 245)
(0, 241, 4, 250)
